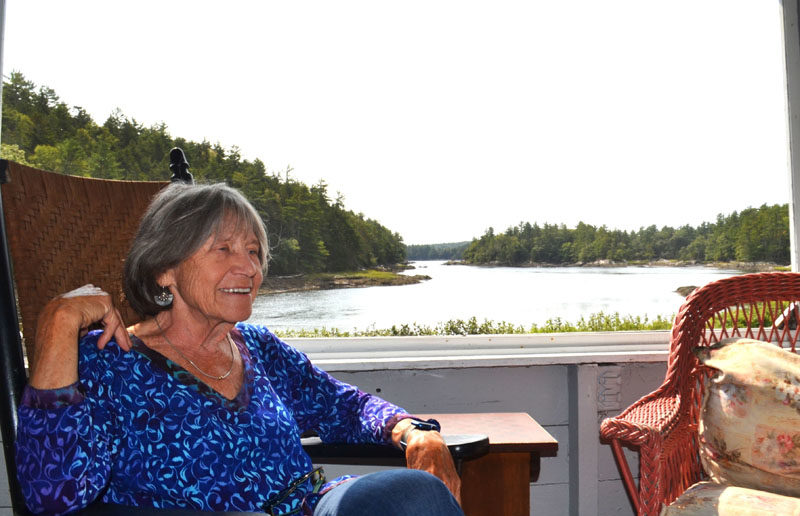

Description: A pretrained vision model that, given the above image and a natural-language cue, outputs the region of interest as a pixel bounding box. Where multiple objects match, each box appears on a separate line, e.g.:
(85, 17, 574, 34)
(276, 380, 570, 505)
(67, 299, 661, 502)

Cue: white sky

(1, 0, 790, 244)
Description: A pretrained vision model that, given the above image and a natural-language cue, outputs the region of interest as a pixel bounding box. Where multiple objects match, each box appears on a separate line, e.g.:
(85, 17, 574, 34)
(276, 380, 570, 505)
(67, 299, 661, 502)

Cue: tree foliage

(406, 242, 470, 261)
(0, 72, 405, 275)
(462, 205, 791, 266)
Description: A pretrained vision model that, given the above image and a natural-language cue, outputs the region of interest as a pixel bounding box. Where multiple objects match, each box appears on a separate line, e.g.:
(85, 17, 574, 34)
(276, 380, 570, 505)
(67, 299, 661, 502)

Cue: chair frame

(0, 160, 28, 513)
(600, 272, 800, 516)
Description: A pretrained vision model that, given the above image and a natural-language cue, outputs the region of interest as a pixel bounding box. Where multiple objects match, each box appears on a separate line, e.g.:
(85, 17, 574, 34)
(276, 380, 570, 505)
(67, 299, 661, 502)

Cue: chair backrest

(2, 162, 167, 359)
(0, 160, 166, 511)
(666, 272, 800, 395)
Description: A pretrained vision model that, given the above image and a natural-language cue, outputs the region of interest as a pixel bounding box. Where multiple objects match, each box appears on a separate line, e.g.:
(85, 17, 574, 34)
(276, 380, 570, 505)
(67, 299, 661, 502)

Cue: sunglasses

(263, 466, 326, 516)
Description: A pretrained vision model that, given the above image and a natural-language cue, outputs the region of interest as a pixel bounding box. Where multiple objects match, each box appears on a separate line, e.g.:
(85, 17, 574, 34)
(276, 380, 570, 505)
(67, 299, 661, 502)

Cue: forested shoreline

(460, 205, 790, 266)
(406, 204, 790, 266)
(0, 73, 405, 275)
(406, 242, 470, 261)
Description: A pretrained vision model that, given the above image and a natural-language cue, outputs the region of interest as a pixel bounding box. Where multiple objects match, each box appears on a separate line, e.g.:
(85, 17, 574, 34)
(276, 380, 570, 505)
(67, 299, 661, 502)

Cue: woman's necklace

(154, 318, 236, 381)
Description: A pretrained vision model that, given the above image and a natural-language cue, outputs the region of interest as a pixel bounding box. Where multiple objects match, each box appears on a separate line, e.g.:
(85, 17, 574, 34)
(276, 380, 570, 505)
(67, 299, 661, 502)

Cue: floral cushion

(660, 481, 800, 515)
(695, 338, 800, 497)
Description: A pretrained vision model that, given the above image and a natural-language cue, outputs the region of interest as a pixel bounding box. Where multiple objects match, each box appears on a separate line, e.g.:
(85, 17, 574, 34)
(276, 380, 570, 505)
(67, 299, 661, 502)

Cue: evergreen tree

(0, 72, 406, 275)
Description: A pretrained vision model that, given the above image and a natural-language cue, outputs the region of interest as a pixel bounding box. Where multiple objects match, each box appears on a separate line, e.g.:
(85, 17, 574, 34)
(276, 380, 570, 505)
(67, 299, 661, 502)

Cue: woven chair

(599, 272, 800, 516)
(0, 160, 487, 515)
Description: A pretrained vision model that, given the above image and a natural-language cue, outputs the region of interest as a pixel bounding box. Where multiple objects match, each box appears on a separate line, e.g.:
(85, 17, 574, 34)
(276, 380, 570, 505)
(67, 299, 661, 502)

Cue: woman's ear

(157, 268, 176, 288)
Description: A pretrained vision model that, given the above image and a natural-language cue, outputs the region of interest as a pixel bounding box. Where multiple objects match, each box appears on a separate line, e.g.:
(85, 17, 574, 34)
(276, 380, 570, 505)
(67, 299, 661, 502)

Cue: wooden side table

(420, 412, 558, 516)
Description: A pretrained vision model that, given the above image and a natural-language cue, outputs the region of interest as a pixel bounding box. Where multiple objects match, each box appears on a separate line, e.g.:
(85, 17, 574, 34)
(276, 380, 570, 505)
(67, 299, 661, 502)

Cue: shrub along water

(273, 312, 674, 338)
(272, 301, 792, 338)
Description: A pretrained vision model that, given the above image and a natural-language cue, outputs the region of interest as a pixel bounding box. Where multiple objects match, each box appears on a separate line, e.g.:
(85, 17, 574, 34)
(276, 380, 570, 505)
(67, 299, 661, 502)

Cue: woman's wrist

(29, 303, 82, 389)
(391, 417, 442, 450)
(391, 418, 416, 449)
(400, 424, 418, 449)
(21, 382, 85, 410)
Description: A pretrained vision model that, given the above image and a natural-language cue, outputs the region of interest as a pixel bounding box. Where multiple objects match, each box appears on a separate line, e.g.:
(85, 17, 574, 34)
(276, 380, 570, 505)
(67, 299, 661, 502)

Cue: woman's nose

(232, 250, 259, 276)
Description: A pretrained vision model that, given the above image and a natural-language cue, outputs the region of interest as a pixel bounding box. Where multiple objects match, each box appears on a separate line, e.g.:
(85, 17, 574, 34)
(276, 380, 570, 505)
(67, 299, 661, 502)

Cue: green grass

(273, 312, 675, 338)
(311, 269, 399, 281)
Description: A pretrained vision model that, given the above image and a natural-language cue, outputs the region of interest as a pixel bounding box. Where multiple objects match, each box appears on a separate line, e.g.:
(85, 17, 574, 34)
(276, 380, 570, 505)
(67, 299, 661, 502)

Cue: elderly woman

(15, 183, 462, 516)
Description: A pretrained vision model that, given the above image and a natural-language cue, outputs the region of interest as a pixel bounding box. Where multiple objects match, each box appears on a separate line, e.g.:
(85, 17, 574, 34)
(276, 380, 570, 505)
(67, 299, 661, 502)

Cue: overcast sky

(2, 0, 790, 244)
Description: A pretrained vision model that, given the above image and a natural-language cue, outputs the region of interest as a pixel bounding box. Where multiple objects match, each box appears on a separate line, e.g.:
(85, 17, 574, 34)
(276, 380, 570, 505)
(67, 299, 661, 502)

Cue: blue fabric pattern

(15, 323, 410, 515)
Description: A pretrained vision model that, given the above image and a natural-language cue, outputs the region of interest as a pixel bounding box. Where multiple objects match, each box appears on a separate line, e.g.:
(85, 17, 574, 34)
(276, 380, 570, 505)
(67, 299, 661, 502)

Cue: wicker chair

(599, 272, 800, 516)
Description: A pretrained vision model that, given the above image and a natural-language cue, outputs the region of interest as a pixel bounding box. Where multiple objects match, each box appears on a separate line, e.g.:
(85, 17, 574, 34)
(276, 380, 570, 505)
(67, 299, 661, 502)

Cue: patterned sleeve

(240, 324, 412, 444)
(15, 333, 117, 515)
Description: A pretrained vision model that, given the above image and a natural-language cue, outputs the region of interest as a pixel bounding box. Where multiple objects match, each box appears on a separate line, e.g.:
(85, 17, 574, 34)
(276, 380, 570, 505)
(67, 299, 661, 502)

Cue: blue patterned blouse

(15, 323, 410, 515)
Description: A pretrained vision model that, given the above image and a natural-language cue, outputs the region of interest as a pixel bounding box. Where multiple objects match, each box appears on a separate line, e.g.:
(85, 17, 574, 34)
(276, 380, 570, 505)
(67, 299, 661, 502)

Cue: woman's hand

(28, 284, 132, 389)
(392, 419, 462, 504)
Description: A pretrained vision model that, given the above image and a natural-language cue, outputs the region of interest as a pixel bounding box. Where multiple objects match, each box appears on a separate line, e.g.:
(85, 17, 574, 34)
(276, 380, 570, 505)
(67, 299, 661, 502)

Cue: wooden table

(420, 412, 558, 516)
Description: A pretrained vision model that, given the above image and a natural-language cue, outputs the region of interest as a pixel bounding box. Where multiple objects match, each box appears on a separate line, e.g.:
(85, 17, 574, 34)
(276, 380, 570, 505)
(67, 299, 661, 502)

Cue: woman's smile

(219, 287, 252, 294)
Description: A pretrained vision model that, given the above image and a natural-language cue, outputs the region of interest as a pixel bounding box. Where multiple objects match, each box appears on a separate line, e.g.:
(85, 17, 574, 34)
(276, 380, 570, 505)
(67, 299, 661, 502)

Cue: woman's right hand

(28, 284, 132, 389)
(391, 418, 462, 504)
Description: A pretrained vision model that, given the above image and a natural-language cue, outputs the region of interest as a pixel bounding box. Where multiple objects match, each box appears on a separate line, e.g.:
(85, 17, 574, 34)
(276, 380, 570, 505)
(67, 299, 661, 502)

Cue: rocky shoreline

(259, 268, 431, 295)
(442, 259, 786, 273)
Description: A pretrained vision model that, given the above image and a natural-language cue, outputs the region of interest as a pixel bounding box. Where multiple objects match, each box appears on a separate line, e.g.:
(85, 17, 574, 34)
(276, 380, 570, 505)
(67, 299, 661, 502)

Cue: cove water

(247, 261, 741, 333)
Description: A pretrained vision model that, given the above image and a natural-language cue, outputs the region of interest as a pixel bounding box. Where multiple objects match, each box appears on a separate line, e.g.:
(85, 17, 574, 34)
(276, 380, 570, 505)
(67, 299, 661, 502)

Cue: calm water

(247, 261, 742, 332)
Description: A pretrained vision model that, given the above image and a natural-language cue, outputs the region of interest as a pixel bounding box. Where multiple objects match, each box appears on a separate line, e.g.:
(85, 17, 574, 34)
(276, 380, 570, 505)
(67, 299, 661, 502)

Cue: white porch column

(782, 0, 800, 271)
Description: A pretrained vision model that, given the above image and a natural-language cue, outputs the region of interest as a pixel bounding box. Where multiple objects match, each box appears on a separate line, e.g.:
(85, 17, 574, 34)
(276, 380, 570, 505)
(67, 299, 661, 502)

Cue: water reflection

(248, 261, 742, 332)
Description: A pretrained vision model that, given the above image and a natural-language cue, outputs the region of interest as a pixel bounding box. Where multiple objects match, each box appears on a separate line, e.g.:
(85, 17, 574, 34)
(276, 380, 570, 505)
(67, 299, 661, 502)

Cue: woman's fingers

(98, 307, 132, 352)
(96, 314, 117, 350)
(59, 284, 130, 351)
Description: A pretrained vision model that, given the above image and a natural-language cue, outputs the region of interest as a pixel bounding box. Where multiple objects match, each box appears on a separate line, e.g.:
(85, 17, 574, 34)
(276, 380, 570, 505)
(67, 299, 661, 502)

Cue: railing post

(568, 364, 599, 516)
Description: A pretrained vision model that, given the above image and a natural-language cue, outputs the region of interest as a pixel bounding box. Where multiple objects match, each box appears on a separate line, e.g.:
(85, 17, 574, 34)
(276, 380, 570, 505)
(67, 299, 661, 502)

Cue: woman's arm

(246, 326, 462, 503)
(29, 285, 132, 389)
(17, 285, 130, 514)
(16, 382, 115, 515)
(243, 325, 404, 443)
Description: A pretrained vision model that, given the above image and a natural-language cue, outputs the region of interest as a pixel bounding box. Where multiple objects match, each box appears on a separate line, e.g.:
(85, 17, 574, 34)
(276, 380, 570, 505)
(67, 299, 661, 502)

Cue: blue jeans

(313, 469, 464, 516)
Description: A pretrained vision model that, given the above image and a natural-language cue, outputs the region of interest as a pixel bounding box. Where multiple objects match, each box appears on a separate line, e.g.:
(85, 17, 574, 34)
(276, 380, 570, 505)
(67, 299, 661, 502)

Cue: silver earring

(154, 286, 174, 307)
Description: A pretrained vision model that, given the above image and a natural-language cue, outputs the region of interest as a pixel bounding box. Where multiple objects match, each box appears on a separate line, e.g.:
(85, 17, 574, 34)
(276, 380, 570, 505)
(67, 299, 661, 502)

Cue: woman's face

(161, 218, 263, 326)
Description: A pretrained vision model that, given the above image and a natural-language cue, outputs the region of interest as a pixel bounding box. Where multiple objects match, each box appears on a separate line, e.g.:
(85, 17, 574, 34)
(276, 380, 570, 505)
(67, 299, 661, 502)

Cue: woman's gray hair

(123, 182, 269, 316)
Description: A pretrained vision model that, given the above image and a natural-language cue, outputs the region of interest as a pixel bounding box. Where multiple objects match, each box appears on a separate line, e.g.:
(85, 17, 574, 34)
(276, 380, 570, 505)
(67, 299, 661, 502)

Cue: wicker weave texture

(1, 162, 166, 362)
(599, 272, 800, 516)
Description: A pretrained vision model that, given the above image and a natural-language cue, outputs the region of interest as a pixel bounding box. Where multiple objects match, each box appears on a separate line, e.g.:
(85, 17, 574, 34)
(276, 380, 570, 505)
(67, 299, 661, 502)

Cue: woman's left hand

(392, 419, 461, 504)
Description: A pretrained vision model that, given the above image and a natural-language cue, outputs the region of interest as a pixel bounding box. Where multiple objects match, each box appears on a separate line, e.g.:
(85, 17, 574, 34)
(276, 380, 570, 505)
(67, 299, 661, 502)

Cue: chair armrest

(301, 434, 490, 465)
(600, 389, 681, 446)
(600, 390, 703, 516)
